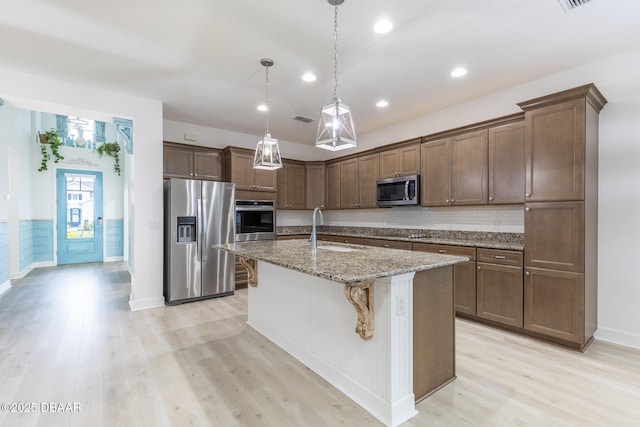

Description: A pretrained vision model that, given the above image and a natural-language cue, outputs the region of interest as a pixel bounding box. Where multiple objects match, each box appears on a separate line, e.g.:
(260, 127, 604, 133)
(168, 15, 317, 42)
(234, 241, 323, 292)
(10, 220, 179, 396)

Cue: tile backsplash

(276, 205, 524, 233)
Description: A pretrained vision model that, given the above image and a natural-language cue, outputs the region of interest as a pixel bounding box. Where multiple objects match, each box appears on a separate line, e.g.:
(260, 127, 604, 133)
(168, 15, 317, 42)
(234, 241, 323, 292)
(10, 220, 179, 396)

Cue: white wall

(166, 47, 640, 349)
(0, 104, 32, 221)
(0, 66, 164, 311)
(163, 119, 326, 161)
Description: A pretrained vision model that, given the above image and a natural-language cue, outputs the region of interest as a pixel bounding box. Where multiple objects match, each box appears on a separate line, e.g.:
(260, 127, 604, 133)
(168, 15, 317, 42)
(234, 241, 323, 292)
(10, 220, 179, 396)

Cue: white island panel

(248, 261, 417, 427)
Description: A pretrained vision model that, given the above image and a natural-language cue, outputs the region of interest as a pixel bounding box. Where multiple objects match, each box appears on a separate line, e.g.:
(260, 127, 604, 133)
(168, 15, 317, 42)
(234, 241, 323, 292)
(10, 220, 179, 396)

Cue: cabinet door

(525, 99, 585, 202)
(454, 261, 477, 315)
(276, 166, 287, 209)
(525, 201, 584, 272)
(397, 143, 421, 176)
(379, 150, 400, 179)
(163, 145, 194, 179)
(325, 163, 341, 209)
(412, 243, 476, 315)
(285, 162, 306, 209)
(381, 143, 421, 178)
(489, 122, 525, 204)
(229, 150, 255, 191)
(253, 168, 277, 192)
(340, 159, 359, 209)
(193, 151, 222, 181)
(524, 267, 585, 344)
(362, 238, 412, 250)
(421, 138, 451, 206)
(358, 153, 379, 208)
(477, 263, 523, 327)
(451, 130, 488, 205)
(306, 163, 326, 209)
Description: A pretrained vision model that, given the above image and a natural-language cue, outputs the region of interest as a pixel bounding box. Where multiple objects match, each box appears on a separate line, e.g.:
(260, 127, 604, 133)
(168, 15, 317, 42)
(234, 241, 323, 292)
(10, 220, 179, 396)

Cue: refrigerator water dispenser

(177, 216, 196, 242)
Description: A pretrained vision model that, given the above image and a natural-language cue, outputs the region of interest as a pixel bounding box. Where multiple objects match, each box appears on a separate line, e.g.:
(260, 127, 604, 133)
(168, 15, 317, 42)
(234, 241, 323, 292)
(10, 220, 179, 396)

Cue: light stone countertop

(215, 239, 468, 285)
(276, 226, 525, 251)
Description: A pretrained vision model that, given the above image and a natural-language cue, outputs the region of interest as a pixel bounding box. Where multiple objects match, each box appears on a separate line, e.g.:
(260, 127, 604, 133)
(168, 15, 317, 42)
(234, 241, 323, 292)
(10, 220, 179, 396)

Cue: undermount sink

(316, 245, 357, 252)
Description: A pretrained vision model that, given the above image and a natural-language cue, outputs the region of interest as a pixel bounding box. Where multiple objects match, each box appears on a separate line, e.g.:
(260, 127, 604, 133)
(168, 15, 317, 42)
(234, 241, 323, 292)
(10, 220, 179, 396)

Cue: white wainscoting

(248, 261, 417, 427)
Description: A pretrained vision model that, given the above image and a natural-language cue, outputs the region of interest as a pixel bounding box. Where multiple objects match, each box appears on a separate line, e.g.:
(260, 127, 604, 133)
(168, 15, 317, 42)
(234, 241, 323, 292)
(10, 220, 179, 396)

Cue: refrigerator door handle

(197, 198, 203, 262)
(201, 198, 207, 261)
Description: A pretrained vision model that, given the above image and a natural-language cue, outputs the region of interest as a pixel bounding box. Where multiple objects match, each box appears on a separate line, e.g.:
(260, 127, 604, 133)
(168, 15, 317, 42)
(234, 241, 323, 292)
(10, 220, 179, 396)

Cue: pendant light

(253, 58, 283, 170)
(316, 0, 356, 151)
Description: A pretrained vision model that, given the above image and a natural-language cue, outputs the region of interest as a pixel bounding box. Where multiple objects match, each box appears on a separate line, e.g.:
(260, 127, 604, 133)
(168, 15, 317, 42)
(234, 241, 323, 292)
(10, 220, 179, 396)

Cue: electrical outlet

(396, 295, 406, 316)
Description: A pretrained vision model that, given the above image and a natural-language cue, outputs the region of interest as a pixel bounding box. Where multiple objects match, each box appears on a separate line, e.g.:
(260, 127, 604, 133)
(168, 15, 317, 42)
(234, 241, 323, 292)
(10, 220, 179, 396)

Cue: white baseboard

(0, 280, 11, 297)
(129, 295, 165, 311)
(10, 267, 32, 280)
(32, 261, 55, 268)
(594, 327, 640, 350)
(104, 256, 124, 262)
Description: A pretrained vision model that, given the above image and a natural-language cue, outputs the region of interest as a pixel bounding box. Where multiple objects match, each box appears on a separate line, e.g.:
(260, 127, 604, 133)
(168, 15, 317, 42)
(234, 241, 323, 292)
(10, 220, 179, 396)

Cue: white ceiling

(2, 0, 640, 147)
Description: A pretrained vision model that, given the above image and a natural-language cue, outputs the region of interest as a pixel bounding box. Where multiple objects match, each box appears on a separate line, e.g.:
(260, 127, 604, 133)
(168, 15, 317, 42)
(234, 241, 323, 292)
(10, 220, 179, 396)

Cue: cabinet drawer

(362, 238, 412, 250)
(412, 243, 476, 260)
(277, 234, 309, 240)
(477, 249, 523, 267)
(320, 235, 364, 245)
(332, 236, 364, 245)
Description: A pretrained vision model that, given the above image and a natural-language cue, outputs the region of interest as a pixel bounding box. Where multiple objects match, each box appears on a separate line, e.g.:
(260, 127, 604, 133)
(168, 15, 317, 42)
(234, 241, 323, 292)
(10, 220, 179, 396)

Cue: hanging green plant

(37, 129, 64, 172)
(95, 141, 121, 175)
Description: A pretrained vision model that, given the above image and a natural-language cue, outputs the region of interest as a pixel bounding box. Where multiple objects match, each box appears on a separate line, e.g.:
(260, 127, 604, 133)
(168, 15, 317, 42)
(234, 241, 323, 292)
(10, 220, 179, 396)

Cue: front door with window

(56, 169, 104, 264)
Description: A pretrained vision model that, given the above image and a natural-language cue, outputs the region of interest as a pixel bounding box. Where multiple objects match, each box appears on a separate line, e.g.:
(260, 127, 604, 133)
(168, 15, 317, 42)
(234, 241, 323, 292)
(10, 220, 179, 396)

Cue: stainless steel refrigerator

(163, 178, 236, 305)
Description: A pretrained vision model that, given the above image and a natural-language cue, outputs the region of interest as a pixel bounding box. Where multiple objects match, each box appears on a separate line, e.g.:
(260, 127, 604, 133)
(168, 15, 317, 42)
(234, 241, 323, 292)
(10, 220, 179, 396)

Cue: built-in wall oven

(235, 200, 276, 241)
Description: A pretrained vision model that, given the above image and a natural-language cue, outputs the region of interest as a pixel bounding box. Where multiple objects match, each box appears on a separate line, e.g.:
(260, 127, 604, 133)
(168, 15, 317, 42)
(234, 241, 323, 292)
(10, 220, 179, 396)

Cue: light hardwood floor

(0, 263, 639, 426)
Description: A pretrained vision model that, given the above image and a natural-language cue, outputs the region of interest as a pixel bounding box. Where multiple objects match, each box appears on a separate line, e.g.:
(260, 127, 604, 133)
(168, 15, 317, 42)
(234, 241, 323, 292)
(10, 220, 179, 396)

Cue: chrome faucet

(311, 207, 324, 250)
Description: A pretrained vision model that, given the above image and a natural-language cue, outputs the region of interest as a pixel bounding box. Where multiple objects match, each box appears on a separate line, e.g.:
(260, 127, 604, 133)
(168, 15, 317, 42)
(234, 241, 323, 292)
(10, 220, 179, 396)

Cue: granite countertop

(276, 226, 525, 251)
(215, 239, 467, 285)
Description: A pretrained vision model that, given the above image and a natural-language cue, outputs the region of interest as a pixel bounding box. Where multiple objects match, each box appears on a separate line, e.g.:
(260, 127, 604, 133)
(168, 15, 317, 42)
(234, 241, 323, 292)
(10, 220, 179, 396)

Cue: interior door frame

(56, 169, 104, 265)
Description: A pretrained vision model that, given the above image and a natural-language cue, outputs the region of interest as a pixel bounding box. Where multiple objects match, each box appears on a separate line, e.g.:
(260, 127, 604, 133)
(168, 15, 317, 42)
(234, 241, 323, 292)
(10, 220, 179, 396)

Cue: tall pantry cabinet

(517, 84, 607, 351)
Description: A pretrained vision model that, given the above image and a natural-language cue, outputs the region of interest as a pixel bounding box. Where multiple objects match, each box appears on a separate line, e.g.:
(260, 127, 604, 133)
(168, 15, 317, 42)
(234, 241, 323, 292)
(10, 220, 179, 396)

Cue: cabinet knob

(489, 196, 494, 201)
(525, 207, 531, 212)
(438, 249, 447, 253)
(451, 199, 455, 203)
(526, 193, 531, 198)
(383, 244, 390, 248)
(477, 266, 481, 270)
(446, 199, 450, 203)
(194, 173, 198, 177)
(525, 271, 530, 276)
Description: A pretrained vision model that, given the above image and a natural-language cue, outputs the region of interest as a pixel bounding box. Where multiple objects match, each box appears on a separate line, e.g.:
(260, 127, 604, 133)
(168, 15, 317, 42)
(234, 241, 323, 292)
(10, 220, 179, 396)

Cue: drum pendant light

(253, 58, 283, 170)
(316, 0, 356, 151)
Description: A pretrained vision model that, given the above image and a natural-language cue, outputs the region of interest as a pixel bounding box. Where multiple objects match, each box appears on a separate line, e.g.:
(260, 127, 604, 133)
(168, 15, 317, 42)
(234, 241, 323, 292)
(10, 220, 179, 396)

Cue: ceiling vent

(293, 115, 314, 124)
(557, 0, 592, 12)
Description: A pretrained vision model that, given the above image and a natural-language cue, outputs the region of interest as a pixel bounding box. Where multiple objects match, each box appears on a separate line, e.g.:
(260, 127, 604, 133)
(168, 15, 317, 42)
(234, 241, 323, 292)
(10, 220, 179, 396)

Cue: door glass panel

(66, 175, 95, 239)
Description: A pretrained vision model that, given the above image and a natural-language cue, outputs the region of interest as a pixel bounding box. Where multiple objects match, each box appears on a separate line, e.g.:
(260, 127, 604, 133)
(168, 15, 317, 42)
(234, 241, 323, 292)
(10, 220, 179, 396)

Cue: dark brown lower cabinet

(524, 267, 585, 344)
(476, 248, 524, 327)
(412, 243, 476, 315)
(235, 255, 248, 290)
(477, 263, 523, 327)
(413, 266, 455, 402)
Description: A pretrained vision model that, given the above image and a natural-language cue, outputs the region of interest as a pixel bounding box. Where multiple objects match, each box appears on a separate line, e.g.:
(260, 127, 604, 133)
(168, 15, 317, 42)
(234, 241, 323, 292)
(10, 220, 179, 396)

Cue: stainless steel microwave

(376, 175, 420, 207)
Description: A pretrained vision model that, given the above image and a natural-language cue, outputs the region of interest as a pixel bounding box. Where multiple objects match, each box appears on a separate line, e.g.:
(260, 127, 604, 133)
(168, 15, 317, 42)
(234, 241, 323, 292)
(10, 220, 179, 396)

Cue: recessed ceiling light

(450, 67, 468, 78)
(257, 104, 268, 112)
(302, 72, 317, 82)
(373, 19, 393, 34)
(376, 100, 389, 108)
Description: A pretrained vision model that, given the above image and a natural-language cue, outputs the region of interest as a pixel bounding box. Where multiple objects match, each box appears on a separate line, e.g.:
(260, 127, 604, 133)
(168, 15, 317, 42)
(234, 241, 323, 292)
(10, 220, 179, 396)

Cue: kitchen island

(215, 239, 467, 427)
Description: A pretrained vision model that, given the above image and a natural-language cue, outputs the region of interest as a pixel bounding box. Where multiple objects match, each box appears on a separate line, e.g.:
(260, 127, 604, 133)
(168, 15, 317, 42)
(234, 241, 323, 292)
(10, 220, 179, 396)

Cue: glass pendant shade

(316, 0, 356, 151)
(253, 58, 282, 170)
(316, 97, 356, 151)
(253, 134, 282, 170)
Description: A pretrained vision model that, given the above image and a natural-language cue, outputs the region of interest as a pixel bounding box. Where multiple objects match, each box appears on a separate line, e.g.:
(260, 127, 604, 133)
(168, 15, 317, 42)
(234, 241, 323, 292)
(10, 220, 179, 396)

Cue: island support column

(247, 261, 418, 427)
